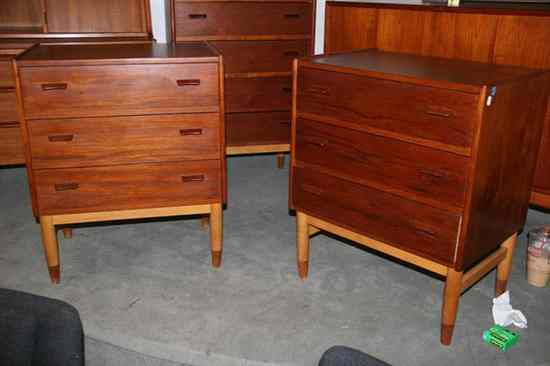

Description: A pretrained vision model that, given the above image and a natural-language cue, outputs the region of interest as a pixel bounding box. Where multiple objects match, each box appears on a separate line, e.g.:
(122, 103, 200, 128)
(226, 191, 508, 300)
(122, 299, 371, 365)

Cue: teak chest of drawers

(171, 0, 316, 167)
(14, 43, 226, 284)
(290, 50, 550, 345)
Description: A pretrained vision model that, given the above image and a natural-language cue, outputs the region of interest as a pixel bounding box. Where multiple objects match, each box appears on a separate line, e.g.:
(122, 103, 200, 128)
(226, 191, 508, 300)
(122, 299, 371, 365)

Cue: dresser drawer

(225, 77, 292, 113)
(211, 40, 309, 75)
(293, 167, 461, 265)
(35, 160, 221, 215)
(0, 124, 25, 165)
(19, 63, 219, 119)
(0, 60, 14, 88)
(0, 89, 18, 124)
(298, 67, 478, 149)
(29, 113, 221, 169)
(226, 111, 290, 146)
(174, 2, 312, 37)
(295, 118, 468, 209)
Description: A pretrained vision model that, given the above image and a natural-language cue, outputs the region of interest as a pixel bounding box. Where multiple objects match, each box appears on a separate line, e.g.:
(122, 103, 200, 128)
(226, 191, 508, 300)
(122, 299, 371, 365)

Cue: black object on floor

(319, 346, 392, 366)
(0, 288, 84, 366)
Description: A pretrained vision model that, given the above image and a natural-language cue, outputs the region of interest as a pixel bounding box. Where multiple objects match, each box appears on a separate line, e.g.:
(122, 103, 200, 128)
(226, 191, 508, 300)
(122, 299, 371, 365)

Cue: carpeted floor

(1, 155, 549, 366)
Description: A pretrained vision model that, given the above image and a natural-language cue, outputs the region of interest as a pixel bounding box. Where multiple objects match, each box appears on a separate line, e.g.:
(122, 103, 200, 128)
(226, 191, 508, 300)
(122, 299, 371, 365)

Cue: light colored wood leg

(62, 227, 73, 239)
(277, 153, 285, 169)
(201, 216, 210, 230)
(210, 203, 223, 268)
(441, 268, 463, 345)
(297, 211, 310, 280)
(40, 216, 60, 284)
(495, 233, 518, 296)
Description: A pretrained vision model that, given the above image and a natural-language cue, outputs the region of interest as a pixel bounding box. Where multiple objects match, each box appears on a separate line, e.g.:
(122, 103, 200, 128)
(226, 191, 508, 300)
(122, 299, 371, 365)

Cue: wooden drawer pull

(54, 183, 79, 192)
(48, 134, 74, 142)
(180, 128, 203, 136)
(284, 51, 300, 57)
(0, 86, 15, 93)
(425, 109, 452, 118)
(41, 83, 68, 91)
(188, 13, 207, 19)
(282, 87, 292, 93)
(182, 174, 205, 183)
(284, 13, 301, 19)
(307, 86, 329, 95)
(177, 79, 201, 87)
(301, 184, 323, 196)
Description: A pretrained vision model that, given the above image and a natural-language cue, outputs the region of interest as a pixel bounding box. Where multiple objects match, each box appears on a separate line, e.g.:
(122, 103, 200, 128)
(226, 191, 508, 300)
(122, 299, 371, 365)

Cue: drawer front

(20, 63, 219, 119)
(211, 40, 309, 74)
(35, 160, 221, 215)
(0, 125, 25, 166)
(0, 60, 14, 87)
(226, 111, 290, 146)
(298, 67, 478, 149)
(29, 113, 221, 169)
(225, 77, 292, 113)
(293, 167, 461, 265)
(295, 118, 468, 209)
(0, 89, 18, 124)
(174, 2, 312, 37)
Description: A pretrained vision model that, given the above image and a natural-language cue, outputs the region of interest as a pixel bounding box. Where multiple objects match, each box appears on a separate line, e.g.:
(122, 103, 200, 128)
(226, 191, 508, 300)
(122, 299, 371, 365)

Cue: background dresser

(323, 1, 550, 208)
(0, 0, 154, 166)
(171, 0, 315, 167)
(290, 50, 550, 345)
(14, 42, 226, 284)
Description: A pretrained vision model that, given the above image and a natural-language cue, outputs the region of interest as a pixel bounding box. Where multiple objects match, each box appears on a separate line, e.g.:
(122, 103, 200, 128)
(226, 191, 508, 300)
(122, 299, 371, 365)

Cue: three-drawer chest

(14, 43, 226, 284)
(290, 50, 550, 344)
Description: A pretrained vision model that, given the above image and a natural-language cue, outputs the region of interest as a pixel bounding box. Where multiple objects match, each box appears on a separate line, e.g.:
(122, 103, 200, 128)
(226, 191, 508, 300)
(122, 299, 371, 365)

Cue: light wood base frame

(295, 211, 518, 345)
(39, 204, 223, 284)
(226, 144, 289, 169)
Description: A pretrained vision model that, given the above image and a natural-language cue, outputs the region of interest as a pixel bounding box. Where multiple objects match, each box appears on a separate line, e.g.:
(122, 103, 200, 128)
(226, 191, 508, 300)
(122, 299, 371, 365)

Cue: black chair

(0, 288, 84, 366)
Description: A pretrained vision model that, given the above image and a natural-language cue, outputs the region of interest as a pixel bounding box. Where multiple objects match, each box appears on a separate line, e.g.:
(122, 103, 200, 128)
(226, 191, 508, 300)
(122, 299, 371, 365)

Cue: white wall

(150, 0, 169, 43)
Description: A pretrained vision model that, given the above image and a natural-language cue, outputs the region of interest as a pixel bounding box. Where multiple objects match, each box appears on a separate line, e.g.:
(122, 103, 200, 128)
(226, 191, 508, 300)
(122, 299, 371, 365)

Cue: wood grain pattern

(225, 76, 291, 113)
(28, 113, 221, 169)
(226, 111, 290, 146)
(0, 125, 25, 165)
(0, 60, 14, 87)
(0, 0, 43, 29)
(0, 90, 18, 123)
(324, 6, 378, 54)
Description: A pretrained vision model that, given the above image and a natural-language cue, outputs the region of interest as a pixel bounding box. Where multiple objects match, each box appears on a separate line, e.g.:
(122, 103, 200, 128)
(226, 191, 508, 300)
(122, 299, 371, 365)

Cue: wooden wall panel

(0, 0, 43, 29)
(325, 7, 378, 53)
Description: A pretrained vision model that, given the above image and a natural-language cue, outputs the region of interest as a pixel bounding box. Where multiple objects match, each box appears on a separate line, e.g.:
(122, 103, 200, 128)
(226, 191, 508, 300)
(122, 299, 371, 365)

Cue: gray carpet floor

(1, 155, 549, 366)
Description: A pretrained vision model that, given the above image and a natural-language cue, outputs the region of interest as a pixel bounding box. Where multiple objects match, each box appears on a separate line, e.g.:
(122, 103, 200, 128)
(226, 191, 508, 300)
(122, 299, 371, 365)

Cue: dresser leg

(40, 216, 60, 284)
(495, 233, 517, 296)
(277, 153, 285, 169)
(441, 268, 463, 345)
(210, 203, 223, 268)
(297, 211, 310, 280)
(62, 227, 73, 239)
(201, 216, 210, 230)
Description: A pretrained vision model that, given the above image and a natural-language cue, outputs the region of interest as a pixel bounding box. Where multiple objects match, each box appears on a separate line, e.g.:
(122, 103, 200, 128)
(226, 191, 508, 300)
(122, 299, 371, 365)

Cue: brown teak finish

(324, 1, 550, 207)
(291, 50, 550, 345)
(171, 0, 315, 157)
(14, 43, 226, 283)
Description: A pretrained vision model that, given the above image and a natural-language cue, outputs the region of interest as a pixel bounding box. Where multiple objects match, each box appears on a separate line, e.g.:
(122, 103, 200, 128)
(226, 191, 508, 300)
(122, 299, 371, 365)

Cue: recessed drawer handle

(307, 86, 329, 95)
(48, 134, 74, 142)
(282, 87, 292, 93)
(304, 136, 328, 148)
(55, 183, 79, 192)
(41, 83, 68, 91)
(180, 128, 203, 136)
(284, 13, 301, 19)
(284, 51, 300, 57)
(279, 121, 291, 126)
(177, 79, 201, 87)
(189, 13, 207, 19)
(182, 174, 205, 183)
(425, 110, 452, 118)
(0, 86, 15, 93)
(301, 184, 323, 196)
(420, 169, 445, 179)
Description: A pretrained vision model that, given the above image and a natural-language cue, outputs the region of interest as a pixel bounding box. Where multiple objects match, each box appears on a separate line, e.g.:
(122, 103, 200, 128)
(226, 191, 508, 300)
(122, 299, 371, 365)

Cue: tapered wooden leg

(201, 216, 210, 230)
(277, 153, 285, 169)
(441, 268, 463, 345)
(40, 216, 60, 284)
(210, 203, 223, 268)
(495, 233, 518, 296)
(297, 211, 310, 280)
(62, 227, 73, 239)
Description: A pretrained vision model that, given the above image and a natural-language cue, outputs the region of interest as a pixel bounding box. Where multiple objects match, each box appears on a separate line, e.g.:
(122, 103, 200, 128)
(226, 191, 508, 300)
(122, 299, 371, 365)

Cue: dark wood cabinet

(14, 43, 226, 284)
(291, 50, 550, 345)
(171, 0, 315, 165)
(323, 1, 550, 208)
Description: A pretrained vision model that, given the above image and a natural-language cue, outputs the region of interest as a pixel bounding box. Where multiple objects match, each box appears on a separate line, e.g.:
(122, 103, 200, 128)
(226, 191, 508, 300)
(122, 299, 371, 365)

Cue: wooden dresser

(290, 50, 550, 345)
(0, 0, 154, 166)
(323, 1, 550, 208)
(171, 0, 315, 167)
(14, 42, 226, 284)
